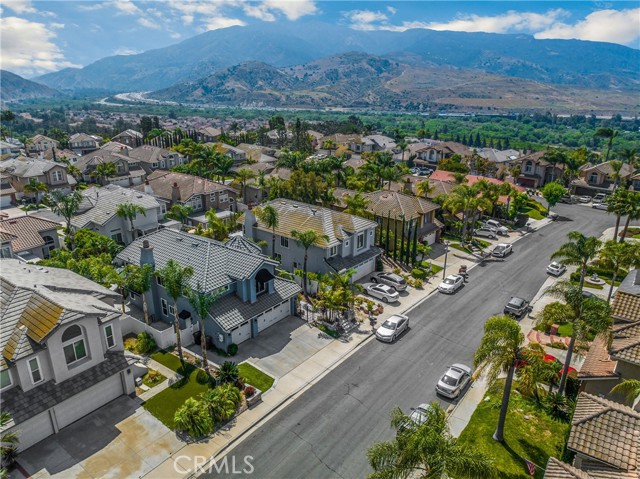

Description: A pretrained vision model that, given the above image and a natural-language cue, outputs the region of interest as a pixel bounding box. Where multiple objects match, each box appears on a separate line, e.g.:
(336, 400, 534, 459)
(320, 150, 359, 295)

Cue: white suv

(483, 219, 509, 235)
(475, 227, 497, 239)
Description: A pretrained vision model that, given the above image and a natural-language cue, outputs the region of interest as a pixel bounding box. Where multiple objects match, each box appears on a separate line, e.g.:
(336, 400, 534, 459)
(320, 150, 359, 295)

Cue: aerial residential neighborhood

(1, 2, 639, 479)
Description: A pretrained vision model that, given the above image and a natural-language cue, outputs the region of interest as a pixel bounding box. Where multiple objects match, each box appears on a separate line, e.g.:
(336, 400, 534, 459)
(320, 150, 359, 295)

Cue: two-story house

(244, 199, 380, 281)
(510, 151, 564, 188)
(128, 145, 186, 174)
(571, 161, 634, 195)
(0, 259, 135, 451)
(205, 143, 247, 164)
(0, 231, 17, 258)
(71, 184, 161, 245)
(0, 156, 76, 201)
(0, 141, 22, 159)
(196, 126, 222, 143)
(27, 135, 59, 155)
(117, 229, 301, 348)
(111, 129, 143, 148)
(0, 216, 60, 261)
(134, 170, 238, 225)
(76, 149, 146, 187)
(411, 141, 471, 168)
(0, 172, 17, 208)
(69, 133, 102, 156)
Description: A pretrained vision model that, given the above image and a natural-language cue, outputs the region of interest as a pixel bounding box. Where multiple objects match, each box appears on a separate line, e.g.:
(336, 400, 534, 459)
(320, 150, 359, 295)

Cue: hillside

(149, 52, 639, 115)
(35, 23, 640, 94)
(0, 70, 59, 102)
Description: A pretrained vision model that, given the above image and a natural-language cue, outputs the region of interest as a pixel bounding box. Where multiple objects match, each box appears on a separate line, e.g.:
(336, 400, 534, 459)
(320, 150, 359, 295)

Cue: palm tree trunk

(272, 230, 276, 259)
(121, 289, 126, 313)
(493, 364, 515, 442)
(174, 300, 184, 364)
(620, 215, 632, 243)
(558, 331, 576, 396)
(607, 271, 617, 303)
(614, 214, 622, 242)
(200, 318, 209, 375)
(142, 294, 150, 325)
(579, 263, 587, 291)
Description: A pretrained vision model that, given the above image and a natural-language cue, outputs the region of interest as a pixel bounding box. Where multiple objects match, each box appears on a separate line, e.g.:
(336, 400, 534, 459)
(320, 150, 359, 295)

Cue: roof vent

(176, 237, 183, 242)
(310, 208, 317, 215)
(192, 242, 199, 247)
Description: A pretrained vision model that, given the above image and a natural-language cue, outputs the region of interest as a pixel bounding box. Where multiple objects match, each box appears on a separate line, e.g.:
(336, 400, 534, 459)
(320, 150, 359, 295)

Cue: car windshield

(509, 299, 524, 307)
(495, 246, 505, 252)
(441, 374, 458, 386)
(381, 320, 397, 330)
(443, 278, 455, 285)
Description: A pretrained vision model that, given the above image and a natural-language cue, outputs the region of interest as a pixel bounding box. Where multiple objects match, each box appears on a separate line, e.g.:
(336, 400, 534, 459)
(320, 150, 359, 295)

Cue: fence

(120, 314, 197, 349)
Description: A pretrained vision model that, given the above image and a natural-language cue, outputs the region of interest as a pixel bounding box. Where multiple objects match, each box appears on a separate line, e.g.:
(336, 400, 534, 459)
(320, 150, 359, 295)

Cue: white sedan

(375, 314, 409, 342)
(436, 364, 472, 398)
(438, 274, 464, 294)
(362, 283, 400, 303)
(592, 202, 608, 210)
(547, 261, 567, 276)
(492, 243, 513, 258)
(579, 195, 591, 203)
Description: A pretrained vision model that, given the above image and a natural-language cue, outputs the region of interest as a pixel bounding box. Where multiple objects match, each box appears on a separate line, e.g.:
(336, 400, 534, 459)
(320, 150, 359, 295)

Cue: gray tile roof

(76, 149, 132, 173)
(326, 246, 382, 273)
(117, 229, 277, 292)
(71, 184, 159, 229)
(225, 235, 263, 255)
(1, 351, 130, 425)
(213, 277, 300, 331)
(128, 145, 177, 164)
(0, 156, 66, 178)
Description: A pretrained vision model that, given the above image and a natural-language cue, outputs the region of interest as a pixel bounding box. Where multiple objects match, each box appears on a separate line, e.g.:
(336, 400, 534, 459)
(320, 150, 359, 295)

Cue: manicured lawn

(520, 207, 544, 220)
(426, 263, 443, 275)
(449, 242, 472, 254)
(238, 363, 274, 392)
(458, 381, 570, 479)
(150, 350, 183, 371)
(141, 369, 166, 388)
(557, 323, 573, 337)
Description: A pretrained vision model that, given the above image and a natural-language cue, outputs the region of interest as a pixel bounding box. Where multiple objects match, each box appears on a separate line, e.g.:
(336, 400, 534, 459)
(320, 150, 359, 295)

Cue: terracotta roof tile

(611, 321, 640, 366)
(543, 458, 593, 479)
(611, 292, 640, 323)
(0, 216, 59, 252)
(578, 335, 619, 379)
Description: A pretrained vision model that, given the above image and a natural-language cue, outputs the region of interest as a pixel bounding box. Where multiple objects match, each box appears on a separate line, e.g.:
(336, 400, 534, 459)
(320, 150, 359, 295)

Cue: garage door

(1, 195, 11, 208)
(351, 257, 376, 282)
(257, 300, 289, 332)
(55, 373, 124, 429)
(13, 410, 55, 451)
(231, 321, 251, 344)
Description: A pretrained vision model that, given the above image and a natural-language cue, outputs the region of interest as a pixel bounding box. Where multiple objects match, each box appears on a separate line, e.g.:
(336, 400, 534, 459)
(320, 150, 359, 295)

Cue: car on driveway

(592, 202, 608, 210)
(436, 364, 472, 398)
(474, 227, 498, 239)
(375, 314, 409, 342)
(579, 195, 591, 203)
(504, 296, 529, 318)
(483, 219, 509, 235)
(438, 274, 464, 294)
(593, 193, 607, 203)
(547, 261, 567, 276)
(492, 243, 513, 258)
(363, 283, 399, 303)
(370, 272, 407, 291)
(559, 194, 578, 204)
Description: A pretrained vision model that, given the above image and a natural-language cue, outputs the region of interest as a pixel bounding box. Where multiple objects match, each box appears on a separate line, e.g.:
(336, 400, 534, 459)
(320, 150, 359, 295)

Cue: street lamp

(442, 241, 450, 279)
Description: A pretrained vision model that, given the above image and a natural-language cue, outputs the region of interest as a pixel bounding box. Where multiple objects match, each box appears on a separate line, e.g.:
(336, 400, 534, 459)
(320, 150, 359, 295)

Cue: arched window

(62, 325, 87, 365)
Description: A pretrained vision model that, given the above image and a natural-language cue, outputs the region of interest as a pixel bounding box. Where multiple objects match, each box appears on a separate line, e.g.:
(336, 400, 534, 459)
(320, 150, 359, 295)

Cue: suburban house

(0, 156, 76, 201)
(71, 184, 162, 245)
(134, 170, 238, 225)
(196, 126, 222, 143)
(111, 129, 143, 148)
(1, 141, 22, 159)
(631, 172, 640, 191)
(361, 135, 397, 153)
(27, 135, 59, 155)
(69, 133, 102, 156)
(128, 145, 186, 174)
(244, 199, 381, 281)
(411, 141, 470, 168)
(236, 143, 278, 164)
(571, 161, 634, 195)
(1, 172, 17, 208)
(205, 143, 247, 164)
(0, 231, 17, 258)
(40, 148, 80, 164)
(234, 162, 276, 205)
(0, 216, 61, 261)
(116, 229, 301, 348)
(76, 149, 147, 187)
(510, 151, 564, 188)
(0, 259, 135, 451)
(428, 170, 525, 204)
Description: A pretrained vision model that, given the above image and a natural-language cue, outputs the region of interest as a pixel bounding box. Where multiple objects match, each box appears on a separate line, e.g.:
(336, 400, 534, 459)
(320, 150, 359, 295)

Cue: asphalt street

(211, 204, 625, 479)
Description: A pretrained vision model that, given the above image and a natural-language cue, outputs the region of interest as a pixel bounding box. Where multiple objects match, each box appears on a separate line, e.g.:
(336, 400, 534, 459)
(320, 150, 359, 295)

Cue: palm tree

(254, 205, 279, 257)
(115, 202, 147, 243)
(129, 263, 154, 325)
(611, 379, 640, 405)
(343, 192, 370, 218)
(44, 190, 82, 250)
(620, 147, 637, 188)
(608, 188, 630, 240)
(551, 231, 602, 290)
(366, 402, 494, 479)
(91, 162, 117, 185)
(397, 140, 408, 164)
(545, 281, 611, 395)
(166, 204, 193, 225)
(216, 361, 239, 384)
(187, 284, 217, 376)
(415, 180, 434, 199)
(610, 160, 625, 189)
(23, 177, 48, 204)
(201, 387, 238, 422)
(213, 156, 235, 183)
(0, 411, 19, 476)
(593, 127, 618, 163)
(595, 241, 640, 302)
(201, 209, 229, 241)
(322, 139, 337, 156)
(619, 191, 640, 242)
(291, 229, 329, 299)
(444, 184, 492, 242)
(474, 315, 524, 442)
(157, 259, 194, 365)
(232, 168, 256, 201)
(1, 110, 16, 140)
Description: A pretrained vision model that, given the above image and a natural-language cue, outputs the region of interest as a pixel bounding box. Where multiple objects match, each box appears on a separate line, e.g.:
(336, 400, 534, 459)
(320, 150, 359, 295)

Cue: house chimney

(140, 239, 155, 268)
(244, 208, 256, 241)
(144, 180, 153, 195)
(171, 182, 181, 203)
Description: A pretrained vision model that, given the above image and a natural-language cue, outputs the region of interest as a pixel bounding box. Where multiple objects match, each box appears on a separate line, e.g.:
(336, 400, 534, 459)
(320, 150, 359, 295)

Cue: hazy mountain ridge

(1, 70, 60, 102)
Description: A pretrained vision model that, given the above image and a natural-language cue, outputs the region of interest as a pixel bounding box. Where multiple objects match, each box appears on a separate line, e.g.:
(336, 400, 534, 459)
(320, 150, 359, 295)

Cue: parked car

(592, 202, 608, 210)
(474, 227, 497, 239)
(438, 274, 464, 294)
(370, 272, 407, 291)
(375, 314, 409, 342)
(396, 403, 436, 433)
(579, 195, 591, 203)
(593, 193, 607, 203)
(363, 283, 400, 303)
(492, 243, 513, 258)
(436, 364, 472, 398)
(547, 261, 567, 276)
(483, 219, 509, 235)
(559, 194, 578, 204)
(504, 296, 530, 318)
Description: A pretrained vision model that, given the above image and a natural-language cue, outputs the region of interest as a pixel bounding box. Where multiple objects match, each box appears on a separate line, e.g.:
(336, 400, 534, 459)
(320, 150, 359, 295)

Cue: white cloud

(535, 8, 640, 45)
(113, 47, 142, 55)
(50, 22, 65, 29)
(423, 9, 569, 33)
(170, 32, 182, 39)
(0, 16, 80, 75)
(137, 17, 160, 29)
(201, 16, 247, 31)
(342, 9, 390, 30)
(113, 0, 142, 16)
(3, 0, 36, 14)
(243, 4, 276, 22)
(261, 0, 317, 21)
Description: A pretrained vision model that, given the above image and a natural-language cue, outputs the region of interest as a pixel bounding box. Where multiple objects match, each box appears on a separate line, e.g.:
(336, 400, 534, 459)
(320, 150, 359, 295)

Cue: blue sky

(2, 0, 639, 77)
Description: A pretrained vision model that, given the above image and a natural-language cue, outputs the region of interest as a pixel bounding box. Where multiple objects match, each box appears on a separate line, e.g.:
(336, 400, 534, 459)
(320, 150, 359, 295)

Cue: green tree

(165, 204, 193, 225)
(516, 343, 560, 404)
(126, 263, 154, 325)
(551, 231, 602, 290)
(201, 385, 240, 423)
(232, 168, 256, 201)
(254, 205, 279, 257)
(44, 190, 82, 250)
(0, 411, 19, 477)
(23, 177, 48, 203)
(91, 162, 117, 185)
(187, 284, 217, 376)
(366, 402, 494, 479)
(608, 188, 631, 240)
(473, 315, 524, 442)
(216, 361, 239, 384)
(415, 180, 434, 199)
(1, 110, 16, 140)
(595, 241, 640, 302)
(444, 184, 492, 242)
(115, 202, 147, 243)
(202, 209, 229, 241)
(619, 191, 640, 242)
(157, 259, 194, 365)
(593, 127, 618, 163)
(620, 147, 637, 188)
(540, 181, 566, 213)
(610, 379, 640, 405)
(343, 192, 370, 218)
(173, 398, 213, 437)
(291, 229, 329, 299)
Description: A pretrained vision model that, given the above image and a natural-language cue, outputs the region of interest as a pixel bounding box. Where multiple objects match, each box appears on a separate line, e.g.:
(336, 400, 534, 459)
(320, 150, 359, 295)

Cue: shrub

(549, 341, 568, 350)
(136, 331, 156, 354)
(539, 302, 573, 332)
(216, 361, 239, 384)
(244, 385, 257, 397)
(413, 279, 423, 289)
(174, 398, 213, 437)
(196, 369, 211, 384)
(201, 384, 241, 422)
(393, 267, 401, 275)
(375, 257, 383, 271)
(124, 337, 138, 352)
(227, 343, 238, 356)
(411, 268, 427, 280)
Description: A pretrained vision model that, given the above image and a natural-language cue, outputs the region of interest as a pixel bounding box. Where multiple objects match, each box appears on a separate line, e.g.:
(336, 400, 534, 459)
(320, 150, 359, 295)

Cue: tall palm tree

(595, 241, 640, 302)
(620, 147, 637, 188)
(593, 127, 618, 163)
(213, 155, 235, 183)
(254, 205, 279, 257)
(551, 231, 602, 290)
(157, 259, 194, 365)
(444, 184, 492, 242)
(23, 177, 48, 203)
(545, 281, 611, 395)
(291, 229, 329, 299)
(203, 209, 229, 241)
(187, 284, 217, 376)
(610, 160, 624, 189)
(44, 190, 82, 250)
(608, 188, 630, 240)
(129, 263, 154, 325)
(91, 162, 117, 185)
(619, 191, 640, 242)
(115, 202, 147, 243)
(232, 168, 256, 201)
(611, 379, 640, 405)
(366, 403, 494, 479)
(415, 180, 434, 199)
(322, 139, 337, 156)
(165, 204, 193, 225)
(343, 192, 370, 218)
(474, 315, 524, 442)
(397, 140, 408, 164)
(0, 411, 19, 476)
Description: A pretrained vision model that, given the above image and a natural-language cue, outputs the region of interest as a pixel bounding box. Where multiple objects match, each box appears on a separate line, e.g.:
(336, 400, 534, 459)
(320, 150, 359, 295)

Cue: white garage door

(13, 410, 55, 451)
(351, 257, 376, 282)
(231, 321, 251, 344)
(257, 300, 289, 332)
(55, 373, 124, 429)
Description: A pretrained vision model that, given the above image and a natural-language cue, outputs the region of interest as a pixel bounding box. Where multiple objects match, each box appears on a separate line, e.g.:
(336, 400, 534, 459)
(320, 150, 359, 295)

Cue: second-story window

(104, 324, 115, 349)
(28, 357, 43, 384)
(1, 368, 12, 389)
(62, 325, 87, 365)
(357, 233, 365, 249)
(330, 245, 338, 257)
(280, 237, 289, 248)
(51, 170, 63, 182)
(589, 172, 598, 184)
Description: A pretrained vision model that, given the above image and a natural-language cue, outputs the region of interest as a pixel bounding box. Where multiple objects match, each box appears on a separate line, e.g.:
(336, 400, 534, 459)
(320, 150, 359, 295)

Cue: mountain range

(0, 70, 60, 102)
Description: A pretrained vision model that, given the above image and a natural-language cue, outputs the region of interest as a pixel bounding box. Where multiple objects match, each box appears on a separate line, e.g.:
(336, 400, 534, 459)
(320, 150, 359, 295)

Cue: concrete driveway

(13, 396, 182, 479)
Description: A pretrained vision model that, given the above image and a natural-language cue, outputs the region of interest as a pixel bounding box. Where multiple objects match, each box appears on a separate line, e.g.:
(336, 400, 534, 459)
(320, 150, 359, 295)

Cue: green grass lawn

(427, 263, 443, 275)
(557, 323, 573, 337)
(150, 350, 183, 371)
(141, 369, 166, 388)
(457, 381, 570, 479)
(449, 243, 473, 254)
(238, 363, 274, 392)
(520, 207, 544, 220)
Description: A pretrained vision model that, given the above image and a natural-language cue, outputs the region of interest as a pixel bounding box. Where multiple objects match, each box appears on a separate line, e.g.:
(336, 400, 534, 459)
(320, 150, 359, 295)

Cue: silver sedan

(362, 283, 400, 303)
(436, 364, 472, 398)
